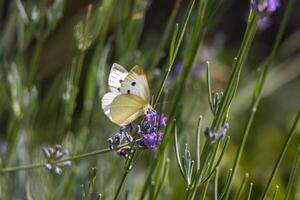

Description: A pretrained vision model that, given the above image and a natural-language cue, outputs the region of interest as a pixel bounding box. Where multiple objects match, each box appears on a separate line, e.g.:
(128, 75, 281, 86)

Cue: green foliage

(0, 0, 300, 199)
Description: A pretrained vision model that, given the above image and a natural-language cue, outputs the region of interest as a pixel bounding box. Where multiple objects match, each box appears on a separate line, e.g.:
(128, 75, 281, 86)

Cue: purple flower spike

(257, 16, 271, 31)
(265, 0, 280, 12)
(42, 147, 52, 158)
(144, 132, 160, 150)
(57, 161, 72, 168)
(159, 114, 168, 127)
(146, 112, 156, 123)
(41, 144, 71, 175)
(53, 167, 62, 175)
(107, 112, 167, 157)
(117, 146, 131, 158)
(251, 0, 280, 15)
(205, 123, 229, 143)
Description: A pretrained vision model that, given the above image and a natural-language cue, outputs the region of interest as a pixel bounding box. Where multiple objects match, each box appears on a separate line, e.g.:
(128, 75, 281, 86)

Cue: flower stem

(224, 0, 297, 197)
(113, 150, 137, 200)
(284, 148, 300, 200)
(0, 143, 130, 174)
(0, 162, 44, 173)
(153, 0, 195, 108)
(261, 111, 300, 199)
(212, 10, 258, 130)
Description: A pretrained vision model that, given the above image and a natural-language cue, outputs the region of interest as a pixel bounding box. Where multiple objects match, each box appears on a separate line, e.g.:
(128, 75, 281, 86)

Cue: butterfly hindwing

(120, 65, 150, 103)
(108, 63, 128, 93)
(101, 92, 118, 118)
(110, 94, 147, 126)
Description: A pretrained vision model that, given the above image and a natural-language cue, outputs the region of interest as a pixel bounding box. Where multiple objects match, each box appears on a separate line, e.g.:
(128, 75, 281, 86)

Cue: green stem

(0, 142, 130, 174)
(261, 112, 300, 199)
(199, 142, 220, 200)
(200, 137, 230, 185)
(212, 10, 258, 130)
(153, 0, 195, 108)
(223, 101, 257, 199)
(234, 173, 249, 200)
(154, 158, 169, 199)
(224, 0, 297, 198)
(196, 116, 203, 172)
(271, 186, 279, 200)
(174, 122, 186, 182)
(247, 183, 253, 200)
(148, 0, 182, 71)
(139, 1, 196, 198)
(0, 162, 44, 173)
(284, 148, 300, 200)
(113, 150, 137, 200)
(214, 167, 219, 200)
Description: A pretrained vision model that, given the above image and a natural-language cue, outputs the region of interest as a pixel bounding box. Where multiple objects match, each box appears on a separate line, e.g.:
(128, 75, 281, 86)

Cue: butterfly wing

(120, 65, 150, 103)
(110, 94, 148, 126)
(108, 63, 128, 93)
(101, 92, 118, 119)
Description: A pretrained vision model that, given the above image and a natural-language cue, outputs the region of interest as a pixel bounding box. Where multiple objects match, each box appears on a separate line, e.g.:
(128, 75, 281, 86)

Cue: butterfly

(101, 63, 153, 126)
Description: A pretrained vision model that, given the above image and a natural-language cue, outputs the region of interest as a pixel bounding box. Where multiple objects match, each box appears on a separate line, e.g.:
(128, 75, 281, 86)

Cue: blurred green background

(0, 0, 300, 199)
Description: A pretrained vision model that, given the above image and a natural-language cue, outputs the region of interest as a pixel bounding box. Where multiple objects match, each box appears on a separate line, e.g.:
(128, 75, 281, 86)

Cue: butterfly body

(102, 63, 152, 126)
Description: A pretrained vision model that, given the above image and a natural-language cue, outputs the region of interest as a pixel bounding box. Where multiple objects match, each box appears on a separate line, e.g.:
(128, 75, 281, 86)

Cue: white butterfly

(102, 63, 153, 126)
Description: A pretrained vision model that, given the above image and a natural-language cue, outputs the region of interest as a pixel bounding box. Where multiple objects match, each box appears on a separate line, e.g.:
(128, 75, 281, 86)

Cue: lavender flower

(205, 123, 229, 143)
(42, 144, 71, 175)
(257, 16, 272, 31)
(251, 0, 280, 15)
(117, 146, 132, 158)
(107, 112, 167, 157)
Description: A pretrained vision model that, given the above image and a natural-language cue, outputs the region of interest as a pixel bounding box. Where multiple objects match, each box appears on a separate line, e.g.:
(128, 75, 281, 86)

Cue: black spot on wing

(131, 82, 136, 86)
(127, 90, 130, 94)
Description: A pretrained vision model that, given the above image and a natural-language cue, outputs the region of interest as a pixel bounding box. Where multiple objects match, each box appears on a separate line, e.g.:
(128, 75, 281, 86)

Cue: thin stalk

(0, 162, 44, 173)
(200, 136, 230, 184)
(223, 103, 256, 199)
(224, 0, 296, 197)
(261, 112, 300, 199)
(199, 142, 221, 200)
(149, 0, 182, 70)
(139, 1, 196, 198)
(212, 10, 258, 129)
(186, 142, 212, 199)
(154, 159, 170, 199)
(284, 148, 300, 200)
(214, 167, 219, 200)
(196, 116, 203, 172)
(113, 150, 137, 200)
(153, 0, 195, 108)
(87, 168, 97, 200)
(192, 11, 258, 199)
(0, 142, 131, 173)
(174, 122, 186, 182)
(218, 168, 233, 199)
(234, 173, 249, 200)
(206, 62, 214, 114)
(247, 183, 253, 200)
(272, 186, 279, 200)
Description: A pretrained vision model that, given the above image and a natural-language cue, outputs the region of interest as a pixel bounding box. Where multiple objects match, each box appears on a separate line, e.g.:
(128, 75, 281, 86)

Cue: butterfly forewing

(110, 94, 147, 126)
(120, 66, 150, 103)
(108, 63, 128, 93)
